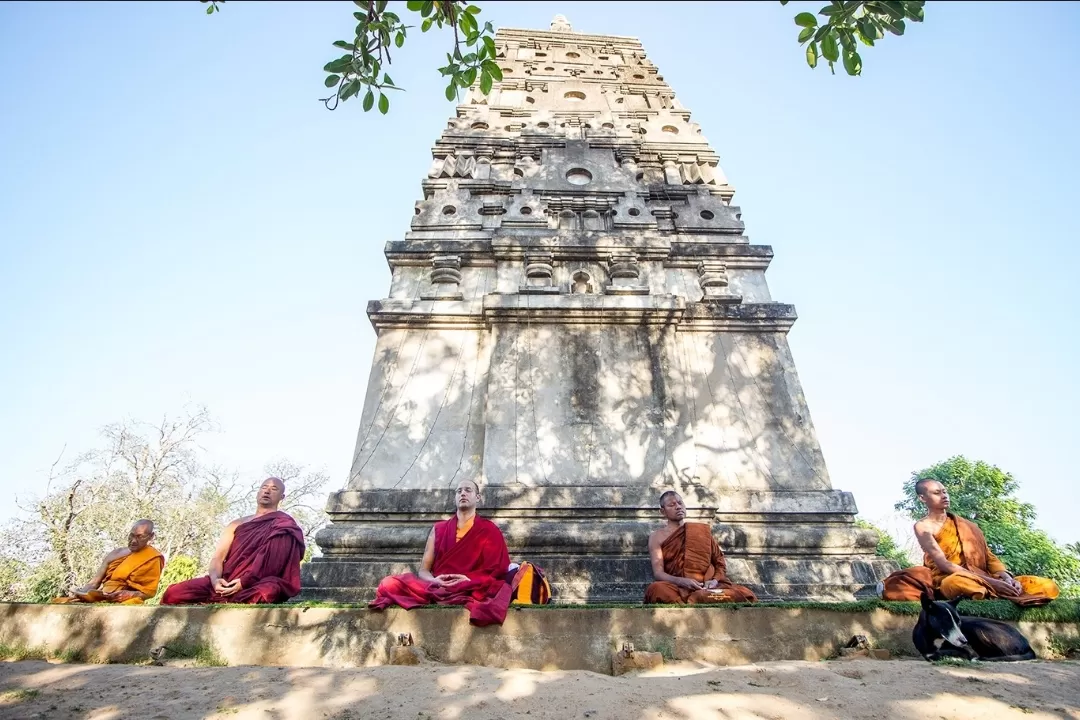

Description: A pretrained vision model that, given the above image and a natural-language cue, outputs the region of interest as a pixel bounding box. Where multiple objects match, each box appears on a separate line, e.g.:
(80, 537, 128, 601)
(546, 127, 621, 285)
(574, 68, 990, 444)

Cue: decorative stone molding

(520, 252, 560, 295)
(421, 254, 464, 300)
(605, 252, 649, 296)
(697, 260, 742, 304)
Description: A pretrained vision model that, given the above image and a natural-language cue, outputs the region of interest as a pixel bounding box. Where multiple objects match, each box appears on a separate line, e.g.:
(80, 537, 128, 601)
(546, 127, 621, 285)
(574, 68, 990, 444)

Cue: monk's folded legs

(644, 581, 757, 604)
(161, 577, 214, 605)
(939, 573, 1060, 601)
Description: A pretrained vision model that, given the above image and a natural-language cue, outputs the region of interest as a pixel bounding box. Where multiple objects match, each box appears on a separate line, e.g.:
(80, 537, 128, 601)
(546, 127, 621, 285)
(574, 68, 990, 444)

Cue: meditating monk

(161, 477, 305, 605)
(52, 519, 164, 605)
(879, 478, 1059, 606)
(644, 491, 757, 604)
(369, 479, 512, 627)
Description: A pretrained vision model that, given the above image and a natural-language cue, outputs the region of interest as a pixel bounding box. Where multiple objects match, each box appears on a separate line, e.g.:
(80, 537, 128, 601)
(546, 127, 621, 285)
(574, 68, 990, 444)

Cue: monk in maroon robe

(369, 479, 512, 626)
(162, 477, 305, 605)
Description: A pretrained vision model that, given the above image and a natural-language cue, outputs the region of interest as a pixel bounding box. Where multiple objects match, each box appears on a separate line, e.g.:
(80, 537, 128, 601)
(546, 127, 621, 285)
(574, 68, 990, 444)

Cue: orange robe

(52, 546, 165, 605)
(880, 514, 1058, 606)
(644, 523, 757, 604)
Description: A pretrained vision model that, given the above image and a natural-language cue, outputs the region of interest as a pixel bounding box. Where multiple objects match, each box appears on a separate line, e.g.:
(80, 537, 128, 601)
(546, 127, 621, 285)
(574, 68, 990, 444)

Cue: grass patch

(932, 656, 975, 667)
(0, 688, 40, 703)
(159, 641, 228, 667)
(0, 644, 84, 663)
(1048, 633, 1080, 659)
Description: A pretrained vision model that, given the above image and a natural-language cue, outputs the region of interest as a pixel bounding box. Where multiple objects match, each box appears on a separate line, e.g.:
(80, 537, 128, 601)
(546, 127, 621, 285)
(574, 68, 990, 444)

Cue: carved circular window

(602, 122, 614, 129)
(599, 55, 609, 60)
(628, 208, 641, 216)
(566, 52, 580, 59)
(662, 125, 679, 135)
(566, 168, 593, 185)
(471, 122, 489, 130)
(536, 52, 547, 57)
(520, 206, 533, 215)
(635, 171, 644, 181)
(414, 207, 421, 215)
(442, 205, 456, 215)
(537, 121, 550, 129)
(545, 66, 555, 71)
(633, 74, 645, 80)
(514, 167, 524, 177)
(501, 67, 513, 74)
(525, 96, 535, 104)
(700, 210, 715, 220)
(564, 91, 586, 102)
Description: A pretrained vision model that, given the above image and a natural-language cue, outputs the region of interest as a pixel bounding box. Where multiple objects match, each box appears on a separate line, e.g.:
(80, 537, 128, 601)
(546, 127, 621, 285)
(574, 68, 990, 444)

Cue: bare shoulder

(647, 527, 668, 548)
(228, 514, 256, 530)
(104, 547, 130, 562)
(913, 517, 931, 534)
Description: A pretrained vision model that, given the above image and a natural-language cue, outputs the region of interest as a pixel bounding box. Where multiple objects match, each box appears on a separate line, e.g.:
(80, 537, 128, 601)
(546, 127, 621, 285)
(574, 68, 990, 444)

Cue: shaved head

(915, 477, 938, 498)
(256, 477, 286, 509)
(132, 519, 155, 534)
(127, 519, 155, 551)
(658, 490, 679, 508)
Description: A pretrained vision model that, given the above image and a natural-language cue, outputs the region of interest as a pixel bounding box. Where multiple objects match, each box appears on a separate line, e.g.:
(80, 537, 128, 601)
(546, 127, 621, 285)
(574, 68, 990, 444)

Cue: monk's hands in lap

(215, 578, 243, 596)
(674, 577, 704, 591)
(104, 590, 139, 602)
(433, 574, 469, 588)
(988, 577, 1020, 597)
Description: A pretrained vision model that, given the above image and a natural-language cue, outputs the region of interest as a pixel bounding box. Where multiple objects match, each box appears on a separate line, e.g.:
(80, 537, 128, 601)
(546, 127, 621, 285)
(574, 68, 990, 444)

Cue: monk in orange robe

(52, 519, 164, 605)
(644, 491, 757, 604)
(880, 478, 1059, 606)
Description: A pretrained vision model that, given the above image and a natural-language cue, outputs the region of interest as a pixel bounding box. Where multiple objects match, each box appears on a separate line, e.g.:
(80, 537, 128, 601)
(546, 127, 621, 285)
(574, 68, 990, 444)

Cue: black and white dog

(913, 592, 1036, 662)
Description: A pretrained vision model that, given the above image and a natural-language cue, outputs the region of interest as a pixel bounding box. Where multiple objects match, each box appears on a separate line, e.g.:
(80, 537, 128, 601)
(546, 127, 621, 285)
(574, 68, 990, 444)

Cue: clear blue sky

(1, 2, 1077, 549)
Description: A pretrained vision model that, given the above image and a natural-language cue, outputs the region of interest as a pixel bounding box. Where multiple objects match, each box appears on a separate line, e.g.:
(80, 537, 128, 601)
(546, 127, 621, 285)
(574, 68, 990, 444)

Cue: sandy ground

(0, 658, 1078, 720)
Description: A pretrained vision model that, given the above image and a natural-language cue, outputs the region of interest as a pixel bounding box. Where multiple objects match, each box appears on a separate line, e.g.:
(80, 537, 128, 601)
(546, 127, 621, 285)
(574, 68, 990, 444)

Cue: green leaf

(341, 79, 361, 102)
(406, 0, 424, 10)
(353, 11, 367, 22)
(855, 29, 875, 46)
(806, 42, 818, 68)
(362, 88, 375, 111)
(395, 31, 404, 48)
(838, 30, 854, 51)
(332, 40, 356, 51)
(378, 93, 389, 114)
(324, 74, 340, 88)
(480, 71, 492, 94)
(206, 5, 213, 14)
(483, 36, 496, 57)
(859, 18, 883, 39)
(794, 12, 818, 27)
(882, 1, 906, 18)
(383, 73, 395, 86)
(821, 31, 839, 62)
(420, 1, 434, 17)
(780, 0, 790, 5)
(484, 62, 503, 81)
(798, 27, 815, 43)
(882, 17, 906, 35)
(421, 17, 433, 32)
(445, 84, 456, 101)
(376, 0, 387, 13)
(814, 25, 830, 42)
(902, 1, 925, 21)
(843, 50, 862, 76)
(324, 58, 352, 73)
(819, 4, 842, 16)
(466, 5, 481, 14)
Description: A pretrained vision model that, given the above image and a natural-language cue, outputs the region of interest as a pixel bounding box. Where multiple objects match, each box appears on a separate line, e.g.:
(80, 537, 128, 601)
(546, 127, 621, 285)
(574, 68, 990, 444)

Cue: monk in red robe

(369, 479, 512, 626)
(52, 519, 164, 605)
(161, 477, 305, 605)
(879, 478, 1059, 606)
(644, 491, 757, 604)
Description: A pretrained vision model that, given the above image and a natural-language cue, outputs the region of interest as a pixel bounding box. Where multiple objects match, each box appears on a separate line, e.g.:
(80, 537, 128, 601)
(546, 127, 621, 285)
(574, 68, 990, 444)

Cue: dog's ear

(947, 597, 962, 608)
(920, 591, 934, 609)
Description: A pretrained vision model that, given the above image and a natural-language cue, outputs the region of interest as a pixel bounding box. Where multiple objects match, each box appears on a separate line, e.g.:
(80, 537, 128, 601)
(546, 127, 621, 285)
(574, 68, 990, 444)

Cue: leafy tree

(198, 0, 924, 113)
(896, 456, 1080, 596)
(0, 407, 330, 602)
(855, 518, 913, 568)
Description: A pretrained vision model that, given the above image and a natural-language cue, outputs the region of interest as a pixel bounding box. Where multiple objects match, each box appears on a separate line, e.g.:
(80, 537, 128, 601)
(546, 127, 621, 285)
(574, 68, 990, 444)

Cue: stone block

(612, 648, 663, 676)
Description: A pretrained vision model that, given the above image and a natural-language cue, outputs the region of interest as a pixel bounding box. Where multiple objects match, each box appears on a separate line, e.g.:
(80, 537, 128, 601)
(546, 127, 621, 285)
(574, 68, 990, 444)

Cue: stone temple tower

(303, 16, 894, 601)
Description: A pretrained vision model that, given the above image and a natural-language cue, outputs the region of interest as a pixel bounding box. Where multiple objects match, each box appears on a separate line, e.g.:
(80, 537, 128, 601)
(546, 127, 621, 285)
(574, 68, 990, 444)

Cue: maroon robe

(369, 514, 512, 626)
(161, 511, 305, 605)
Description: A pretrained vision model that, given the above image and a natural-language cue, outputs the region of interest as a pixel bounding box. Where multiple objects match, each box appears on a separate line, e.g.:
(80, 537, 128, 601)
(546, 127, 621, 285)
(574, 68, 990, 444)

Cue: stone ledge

(1, 603, 1074, 674)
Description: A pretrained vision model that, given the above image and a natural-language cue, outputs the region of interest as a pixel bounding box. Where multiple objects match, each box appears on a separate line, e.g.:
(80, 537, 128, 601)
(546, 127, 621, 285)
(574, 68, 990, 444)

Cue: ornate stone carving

(550, 14, 572, 32)
(605, 252, 649, 296)
(697, 260, 742, 304)
(520, 252, 559, 295)
(421, 255, 464, 300)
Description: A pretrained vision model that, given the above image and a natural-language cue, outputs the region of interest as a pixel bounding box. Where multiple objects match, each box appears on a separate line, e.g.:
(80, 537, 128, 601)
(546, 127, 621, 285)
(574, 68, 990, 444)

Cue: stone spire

(302, 18, 894, 603)
(550, 14, 573, 32)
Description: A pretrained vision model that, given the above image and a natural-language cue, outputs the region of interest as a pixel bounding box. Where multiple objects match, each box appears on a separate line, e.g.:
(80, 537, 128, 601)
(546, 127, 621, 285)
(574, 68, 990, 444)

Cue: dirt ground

(0, 657, 1078, 720)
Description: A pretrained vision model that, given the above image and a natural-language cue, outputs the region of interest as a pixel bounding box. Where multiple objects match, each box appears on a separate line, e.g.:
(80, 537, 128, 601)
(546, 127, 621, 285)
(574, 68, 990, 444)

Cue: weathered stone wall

(1, 604, 1075, 674)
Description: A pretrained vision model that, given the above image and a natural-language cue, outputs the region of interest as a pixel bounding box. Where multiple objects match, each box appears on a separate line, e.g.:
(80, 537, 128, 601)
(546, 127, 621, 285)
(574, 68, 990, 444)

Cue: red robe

(161, 511, 305, 605)
(368, 514, 512, 626)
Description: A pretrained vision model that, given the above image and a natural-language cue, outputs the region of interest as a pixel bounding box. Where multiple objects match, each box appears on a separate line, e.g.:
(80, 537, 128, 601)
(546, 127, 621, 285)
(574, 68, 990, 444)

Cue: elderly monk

(369, 479, 512, 627)
(644, 491, 757, 604)
(52, 519, 164, 605)
(880, 478, 1059, 606)
(161, 477, 305, 605)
